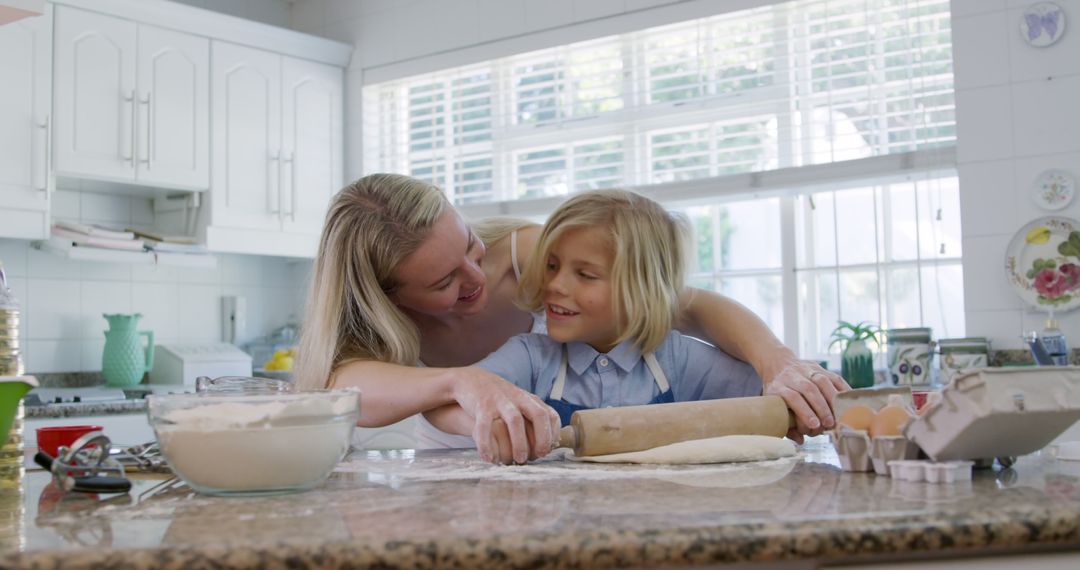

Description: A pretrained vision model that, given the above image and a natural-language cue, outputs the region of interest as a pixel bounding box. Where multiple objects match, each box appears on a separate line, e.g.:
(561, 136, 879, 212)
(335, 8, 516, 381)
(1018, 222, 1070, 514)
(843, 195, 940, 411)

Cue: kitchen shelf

(32, 241, 217, 268)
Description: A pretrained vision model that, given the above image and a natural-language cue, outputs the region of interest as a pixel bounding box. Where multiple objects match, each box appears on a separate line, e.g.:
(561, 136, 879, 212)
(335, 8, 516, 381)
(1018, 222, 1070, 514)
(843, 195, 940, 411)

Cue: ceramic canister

(887, 327, 933, 386)
(938, 337, 989, 386)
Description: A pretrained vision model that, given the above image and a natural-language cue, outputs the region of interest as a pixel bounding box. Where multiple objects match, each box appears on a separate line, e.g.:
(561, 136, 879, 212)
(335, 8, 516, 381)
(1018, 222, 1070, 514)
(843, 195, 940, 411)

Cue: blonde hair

(518, 189, 689, 353)
(470, 217, 538, 249)
(295, 173, 449, 390)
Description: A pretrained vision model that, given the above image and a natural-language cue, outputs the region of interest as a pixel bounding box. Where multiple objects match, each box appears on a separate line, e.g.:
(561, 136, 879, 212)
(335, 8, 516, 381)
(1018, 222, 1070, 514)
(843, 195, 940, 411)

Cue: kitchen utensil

(102, 313, 154, 387)
(557, 395, 793, 458)
(904, 367, 1080, 463)
(33, 430, 131, 494)
(36, 425, 103, 458)
(1004, 216, 1080, 312)
(148, 390, 359, 495)
(194, 375, 291, 394)
(0, 375, 37, 448)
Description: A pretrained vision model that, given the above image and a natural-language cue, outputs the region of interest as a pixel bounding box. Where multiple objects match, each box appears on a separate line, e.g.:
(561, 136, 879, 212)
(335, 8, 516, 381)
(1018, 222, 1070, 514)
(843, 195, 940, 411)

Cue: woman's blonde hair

(295, 173, 449, 390)
(470, 217, 538, 249)
(518, 189, 689, 353)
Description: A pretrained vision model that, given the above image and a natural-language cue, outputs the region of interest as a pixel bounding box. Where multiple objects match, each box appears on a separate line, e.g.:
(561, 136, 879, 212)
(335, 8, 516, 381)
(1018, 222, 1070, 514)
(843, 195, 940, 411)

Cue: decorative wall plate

(1005, 216, 1080, 312)
(1021, 2, 1066, 48)
(1033, 169, 1076, 210)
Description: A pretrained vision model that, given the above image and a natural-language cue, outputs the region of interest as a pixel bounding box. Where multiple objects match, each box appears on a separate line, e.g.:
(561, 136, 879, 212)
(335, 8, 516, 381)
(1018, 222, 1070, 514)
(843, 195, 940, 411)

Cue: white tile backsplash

(26, 279, 81, 339)
(80, 281, 134, 339)
(958, 160, 1017, 237)
(955, 85, 1015, 162)
(0, 238, 307, 373)
(961, 235, 1026, 312)
(1011, 75, 1080, 157)
(951, 0, 1007, 18)
(951, 10, 1011, 89)
(177, 284, 223, 341)
(965, 309, 1024, 349)
(131, 282, 180, 342)
(25, 339, 82, 374)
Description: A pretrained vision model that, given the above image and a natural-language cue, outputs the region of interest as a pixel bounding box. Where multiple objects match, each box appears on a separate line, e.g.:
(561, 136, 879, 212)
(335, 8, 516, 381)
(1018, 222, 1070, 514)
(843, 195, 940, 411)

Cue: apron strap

(553, 346, 669, 402)
(643, 352, 671, 393)
(510, 229, 522, 282)
(551, 344, 569, 401)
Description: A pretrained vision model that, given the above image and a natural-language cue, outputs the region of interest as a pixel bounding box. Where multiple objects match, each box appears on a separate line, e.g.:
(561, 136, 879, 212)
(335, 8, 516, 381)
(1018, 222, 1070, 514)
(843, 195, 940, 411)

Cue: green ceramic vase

(841, 339, 875, 389)
(102, 313, 154, 387)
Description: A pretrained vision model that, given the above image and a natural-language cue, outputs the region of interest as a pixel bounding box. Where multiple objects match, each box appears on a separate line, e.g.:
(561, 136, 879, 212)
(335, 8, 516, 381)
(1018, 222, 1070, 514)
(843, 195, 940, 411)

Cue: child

(427, 189, 763, 461)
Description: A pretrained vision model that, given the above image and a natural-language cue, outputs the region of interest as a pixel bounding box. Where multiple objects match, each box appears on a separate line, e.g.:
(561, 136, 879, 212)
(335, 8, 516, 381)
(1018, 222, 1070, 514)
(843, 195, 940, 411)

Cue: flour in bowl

(151, 392, 359, 495)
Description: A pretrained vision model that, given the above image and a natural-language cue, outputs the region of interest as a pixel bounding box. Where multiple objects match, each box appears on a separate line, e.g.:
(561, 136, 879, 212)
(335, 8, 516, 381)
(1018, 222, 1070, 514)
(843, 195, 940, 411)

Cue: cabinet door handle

(283, 152, 295, 222)
(267, 152, 280, 214)
(122, 90, 135, 165)
(35, 116, 50, 192)
(139, 93, 152, 170)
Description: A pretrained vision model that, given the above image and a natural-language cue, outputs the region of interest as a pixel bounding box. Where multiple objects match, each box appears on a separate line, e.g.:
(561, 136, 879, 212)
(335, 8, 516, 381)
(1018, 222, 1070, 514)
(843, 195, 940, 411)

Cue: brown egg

(869, 404, 912, 438)
(838, 404, 875, 432)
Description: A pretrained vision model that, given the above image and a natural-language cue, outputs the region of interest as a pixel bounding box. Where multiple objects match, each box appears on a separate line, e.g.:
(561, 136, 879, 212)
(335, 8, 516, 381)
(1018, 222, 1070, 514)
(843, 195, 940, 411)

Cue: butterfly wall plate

(1021, 2, 1067, 48)
(1005, 216, 1080, 312)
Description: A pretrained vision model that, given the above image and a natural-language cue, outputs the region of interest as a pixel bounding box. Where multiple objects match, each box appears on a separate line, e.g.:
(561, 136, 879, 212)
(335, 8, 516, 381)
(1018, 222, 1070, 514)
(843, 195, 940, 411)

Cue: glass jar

(938, 337, 989, 385)
(887, 327, 933, 386)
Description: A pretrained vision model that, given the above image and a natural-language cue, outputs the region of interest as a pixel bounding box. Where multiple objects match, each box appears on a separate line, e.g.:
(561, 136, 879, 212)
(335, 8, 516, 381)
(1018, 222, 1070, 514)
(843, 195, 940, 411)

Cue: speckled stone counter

(23, 400, 148, 418)
(2, 437, 1079, 569)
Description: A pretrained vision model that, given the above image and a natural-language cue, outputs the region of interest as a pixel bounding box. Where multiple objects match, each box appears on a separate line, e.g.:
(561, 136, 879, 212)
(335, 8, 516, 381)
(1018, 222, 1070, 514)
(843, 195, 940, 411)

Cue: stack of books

(129, 230, 208, 255)
(48, 222, 144, 252)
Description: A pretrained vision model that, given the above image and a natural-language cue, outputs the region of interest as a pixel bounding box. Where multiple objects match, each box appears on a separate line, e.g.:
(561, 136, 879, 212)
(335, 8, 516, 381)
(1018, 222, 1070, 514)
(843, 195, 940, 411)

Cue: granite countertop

(2, 437, 1079, 569)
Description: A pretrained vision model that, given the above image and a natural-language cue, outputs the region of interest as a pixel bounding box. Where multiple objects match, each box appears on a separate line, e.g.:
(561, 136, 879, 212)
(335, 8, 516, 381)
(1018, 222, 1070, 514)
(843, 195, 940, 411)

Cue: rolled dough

(570, 435, 796, 464)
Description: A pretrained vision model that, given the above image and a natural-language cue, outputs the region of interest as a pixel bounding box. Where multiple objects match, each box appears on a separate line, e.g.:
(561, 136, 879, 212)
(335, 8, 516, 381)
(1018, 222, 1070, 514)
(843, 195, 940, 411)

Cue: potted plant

(829, 320, 882, 389)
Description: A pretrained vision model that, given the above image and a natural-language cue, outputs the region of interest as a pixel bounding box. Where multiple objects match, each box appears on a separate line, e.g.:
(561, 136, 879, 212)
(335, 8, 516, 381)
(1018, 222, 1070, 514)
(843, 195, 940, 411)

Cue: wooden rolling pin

(557, 395, 795, 457)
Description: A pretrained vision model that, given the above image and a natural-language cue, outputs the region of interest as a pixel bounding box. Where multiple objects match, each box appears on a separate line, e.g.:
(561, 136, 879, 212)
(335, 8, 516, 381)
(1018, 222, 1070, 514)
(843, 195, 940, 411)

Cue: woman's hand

(764, 360, 849, 444)
(451, 367, 561, 464)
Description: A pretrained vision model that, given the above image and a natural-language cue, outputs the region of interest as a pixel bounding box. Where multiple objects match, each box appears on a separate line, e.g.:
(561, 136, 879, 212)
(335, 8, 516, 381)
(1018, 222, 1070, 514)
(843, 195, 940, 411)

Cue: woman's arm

(675, 288, 849, 442)
(332, 360, 559, 463)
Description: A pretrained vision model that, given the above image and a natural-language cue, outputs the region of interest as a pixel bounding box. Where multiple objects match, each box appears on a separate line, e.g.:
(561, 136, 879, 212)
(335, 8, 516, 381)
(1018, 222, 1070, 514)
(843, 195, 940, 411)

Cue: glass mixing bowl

(148, 390, 359, 496)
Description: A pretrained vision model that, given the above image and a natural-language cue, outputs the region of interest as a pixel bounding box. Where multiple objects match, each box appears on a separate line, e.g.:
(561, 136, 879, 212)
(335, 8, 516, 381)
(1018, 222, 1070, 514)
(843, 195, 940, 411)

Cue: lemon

(1026, 226, 1051, 245)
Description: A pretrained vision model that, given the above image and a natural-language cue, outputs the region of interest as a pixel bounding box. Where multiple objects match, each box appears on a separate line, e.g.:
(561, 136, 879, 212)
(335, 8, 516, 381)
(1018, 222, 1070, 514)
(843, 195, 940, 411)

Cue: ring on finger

(810, 371, 827, 381)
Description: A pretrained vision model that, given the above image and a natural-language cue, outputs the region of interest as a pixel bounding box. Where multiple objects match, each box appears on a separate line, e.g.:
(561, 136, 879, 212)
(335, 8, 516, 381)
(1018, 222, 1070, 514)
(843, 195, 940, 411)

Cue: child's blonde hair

(295, 173, 449, 390)
(518, 189, 689, 353)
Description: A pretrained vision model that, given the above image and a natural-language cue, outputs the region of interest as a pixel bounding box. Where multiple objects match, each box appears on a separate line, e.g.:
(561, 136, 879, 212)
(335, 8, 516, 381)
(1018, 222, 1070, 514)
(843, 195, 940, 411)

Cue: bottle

(0, 262, 25, 493)
(0, 262, 21, 376)
(1041, 318, 1069, 366)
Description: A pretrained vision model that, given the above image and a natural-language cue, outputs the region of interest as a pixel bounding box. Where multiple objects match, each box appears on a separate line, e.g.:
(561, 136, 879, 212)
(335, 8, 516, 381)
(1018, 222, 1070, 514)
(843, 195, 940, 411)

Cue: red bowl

(37, 425, 103, 458)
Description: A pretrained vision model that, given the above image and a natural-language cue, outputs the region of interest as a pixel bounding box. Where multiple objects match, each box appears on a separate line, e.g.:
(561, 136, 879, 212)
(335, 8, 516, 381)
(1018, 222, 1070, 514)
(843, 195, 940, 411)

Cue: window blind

(362, 0, 954, 207)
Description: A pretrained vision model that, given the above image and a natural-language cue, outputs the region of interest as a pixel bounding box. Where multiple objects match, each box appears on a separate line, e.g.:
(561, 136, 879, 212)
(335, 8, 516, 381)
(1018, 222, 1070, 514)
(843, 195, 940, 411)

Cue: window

(362, 0, 958, 360)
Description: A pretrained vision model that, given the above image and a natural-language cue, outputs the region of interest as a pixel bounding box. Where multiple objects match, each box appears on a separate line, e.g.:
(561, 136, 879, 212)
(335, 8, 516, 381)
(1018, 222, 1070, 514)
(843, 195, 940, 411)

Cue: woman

(296, 173, 847, 464)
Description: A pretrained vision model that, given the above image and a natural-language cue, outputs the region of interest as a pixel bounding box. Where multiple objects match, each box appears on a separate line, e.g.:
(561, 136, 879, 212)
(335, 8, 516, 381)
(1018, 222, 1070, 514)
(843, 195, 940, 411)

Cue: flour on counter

(336, 449, 801, 487)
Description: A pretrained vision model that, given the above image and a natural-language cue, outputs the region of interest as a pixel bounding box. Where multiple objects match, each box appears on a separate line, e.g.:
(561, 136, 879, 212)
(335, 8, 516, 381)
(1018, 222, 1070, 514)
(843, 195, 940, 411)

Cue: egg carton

(889, 478, 974, 504)
(887, 459, 974, 483)
(830, 429, 920, 474)
(831, 387, 919, 474)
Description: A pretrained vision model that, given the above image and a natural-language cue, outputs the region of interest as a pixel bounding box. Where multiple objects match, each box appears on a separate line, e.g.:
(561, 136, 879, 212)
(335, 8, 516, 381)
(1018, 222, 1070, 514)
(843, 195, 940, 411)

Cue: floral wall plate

(1033, 169, 1076, 210)
(1021, 2, 1067, 48)
(1005, 216, 1080, 311)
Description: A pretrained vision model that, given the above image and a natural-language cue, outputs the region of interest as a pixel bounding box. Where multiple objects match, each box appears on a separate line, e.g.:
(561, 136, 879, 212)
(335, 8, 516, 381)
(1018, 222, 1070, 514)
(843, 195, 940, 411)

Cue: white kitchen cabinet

(136, 24, 210, 189)
(0, 4, 51, 240)
(280, 57, 343, 237)
(206, 41, 342, 257)
(209, 41, 282, 232)
(53, 6, 209, 191)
